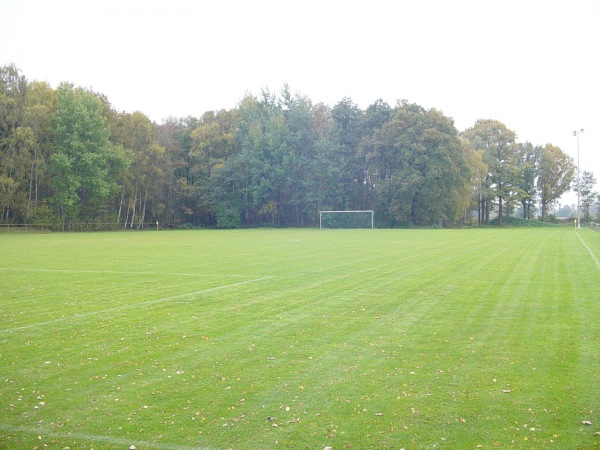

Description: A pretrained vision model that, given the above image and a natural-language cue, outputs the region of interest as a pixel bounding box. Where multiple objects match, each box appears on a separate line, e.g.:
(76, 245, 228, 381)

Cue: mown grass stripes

(1, 228, 599, 449)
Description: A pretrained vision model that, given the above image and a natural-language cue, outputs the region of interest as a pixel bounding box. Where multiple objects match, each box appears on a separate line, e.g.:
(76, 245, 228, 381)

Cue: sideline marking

(0, 276, 275, 333)
(576, 231, 600, 270)
(0, 424, 208, 450)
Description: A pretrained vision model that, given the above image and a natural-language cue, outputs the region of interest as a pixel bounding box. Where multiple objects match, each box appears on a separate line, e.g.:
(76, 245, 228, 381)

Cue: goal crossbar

(319, 210, 374, 229)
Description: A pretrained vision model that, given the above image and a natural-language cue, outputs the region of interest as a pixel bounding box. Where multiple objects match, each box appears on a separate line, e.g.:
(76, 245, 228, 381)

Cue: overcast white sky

(1, 0, 598, 206)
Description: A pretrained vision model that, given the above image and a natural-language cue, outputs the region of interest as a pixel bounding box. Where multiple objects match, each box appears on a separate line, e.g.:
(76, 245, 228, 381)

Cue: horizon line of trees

(2, 63, 593, 229)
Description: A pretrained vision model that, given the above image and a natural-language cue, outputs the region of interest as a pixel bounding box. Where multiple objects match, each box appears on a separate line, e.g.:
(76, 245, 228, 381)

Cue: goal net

(319, 210, 374, 229)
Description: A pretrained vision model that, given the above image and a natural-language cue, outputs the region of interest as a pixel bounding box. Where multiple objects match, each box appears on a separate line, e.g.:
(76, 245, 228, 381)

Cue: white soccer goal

(319, 210, 374, 229)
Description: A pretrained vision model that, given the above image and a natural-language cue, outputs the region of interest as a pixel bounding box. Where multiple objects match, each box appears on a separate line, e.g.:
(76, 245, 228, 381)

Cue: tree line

(1, 64, 582, 229)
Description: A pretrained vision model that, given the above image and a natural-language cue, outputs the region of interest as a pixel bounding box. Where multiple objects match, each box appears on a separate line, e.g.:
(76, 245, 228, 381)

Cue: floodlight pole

(573, 129, 584, 229)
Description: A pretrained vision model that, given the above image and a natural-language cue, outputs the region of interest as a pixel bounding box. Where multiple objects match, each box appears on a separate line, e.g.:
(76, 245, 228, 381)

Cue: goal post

(319, 210, 374, 229)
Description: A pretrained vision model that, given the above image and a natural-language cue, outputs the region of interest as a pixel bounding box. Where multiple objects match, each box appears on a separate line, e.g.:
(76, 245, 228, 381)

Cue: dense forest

(1, 64, 579, 229)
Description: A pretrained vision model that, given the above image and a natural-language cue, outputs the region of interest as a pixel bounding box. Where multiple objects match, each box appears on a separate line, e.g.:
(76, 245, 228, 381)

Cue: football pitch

(1, 228, 599, 449)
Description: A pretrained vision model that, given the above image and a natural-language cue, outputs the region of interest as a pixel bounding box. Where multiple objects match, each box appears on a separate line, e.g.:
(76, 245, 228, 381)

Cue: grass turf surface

(1, 228, 599, 449)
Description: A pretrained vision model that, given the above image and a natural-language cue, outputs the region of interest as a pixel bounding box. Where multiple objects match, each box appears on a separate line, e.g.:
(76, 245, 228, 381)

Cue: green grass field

(1, 228, 599, 449)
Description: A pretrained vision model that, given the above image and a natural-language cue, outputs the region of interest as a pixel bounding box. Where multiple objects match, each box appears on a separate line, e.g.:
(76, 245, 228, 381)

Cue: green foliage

(48, 83, 127, 221)
(0, 65, 591, 229)
(0, 64, 30, 222)
(214, 201, 242, 229)
(538, 144, 575, 221)
(28, 203, 60, 226)
(177, 222, 196, 229)
(489, 216, 560, 227)
(574, 170, 598, 222)
(462, 120, 520, 225)
(368, 102, 472, 226)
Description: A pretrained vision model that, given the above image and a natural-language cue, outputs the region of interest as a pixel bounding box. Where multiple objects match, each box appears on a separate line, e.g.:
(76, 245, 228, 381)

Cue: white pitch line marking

(0, 276, 275, 333)
(576, 231, 600, 270)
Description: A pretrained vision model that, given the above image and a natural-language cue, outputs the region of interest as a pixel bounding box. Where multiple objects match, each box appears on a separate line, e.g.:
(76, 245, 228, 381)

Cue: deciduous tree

(574, 170, 597, 223)
(48, 83, 128, 223)
(368, 102, 472, 226)
(538, 144, 574, 221)
(462, 120, 519, 225)
(0, 64, 28, 222)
